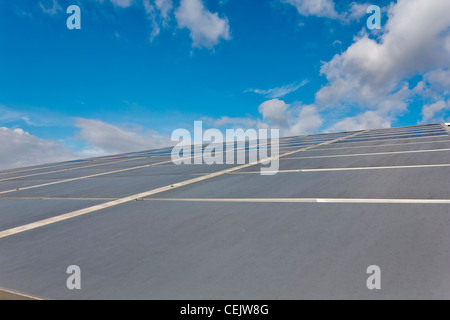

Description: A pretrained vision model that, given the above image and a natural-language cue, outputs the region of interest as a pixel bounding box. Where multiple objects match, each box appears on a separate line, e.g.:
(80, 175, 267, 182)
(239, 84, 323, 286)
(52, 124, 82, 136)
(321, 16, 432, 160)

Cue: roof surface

(0, 123, 449, 299)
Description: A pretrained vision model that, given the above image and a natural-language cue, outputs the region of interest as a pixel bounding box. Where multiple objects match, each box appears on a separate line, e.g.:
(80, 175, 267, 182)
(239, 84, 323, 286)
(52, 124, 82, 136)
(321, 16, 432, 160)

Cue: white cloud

(0, 127, 75, 170)
(344, 2, 372, 21)
(247, 80, 308, 99)
(201, 99, 322, 137)
(258, 99, 290, 128)
(420, 100, 450, 124)
(155, 0, 173, 19)
(144, 0, 162, 40)
(175, 0, 230, 48)
(288, 104, 324, 136)
(144, 0, 174, 41)
(281, 0, 339, 19)
(423, 69, 450, 93)
(0, 116, 173, 170)
(327, 111, 392, 132)
(258, 99, 322, 136)
(36, 0, 230, 49)
(315, 0, 450, 130)
(317, 0, 450, 107)
(74, 118, 170, 154)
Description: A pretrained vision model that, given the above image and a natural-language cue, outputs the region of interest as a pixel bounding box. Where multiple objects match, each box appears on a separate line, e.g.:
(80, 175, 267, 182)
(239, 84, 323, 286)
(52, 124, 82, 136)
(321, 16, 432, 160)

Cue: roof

(0, 123, 449, 299)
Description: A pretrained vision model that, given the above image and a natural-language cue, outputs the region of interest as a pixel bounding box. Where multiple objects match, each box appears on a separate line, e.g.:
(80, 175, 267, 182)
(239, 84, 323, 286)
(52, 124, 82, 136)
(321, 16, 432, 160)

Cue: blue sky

(0, 0, 449, 169)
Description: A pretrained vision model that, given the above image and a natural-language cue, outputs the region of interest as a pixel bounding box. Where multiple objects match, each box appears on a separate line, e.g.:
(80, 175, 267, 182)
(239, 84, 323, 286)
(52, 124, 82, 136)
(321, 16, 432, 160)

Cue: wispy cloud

(109, 0, 135, 8)
(201, 116, 257, 129)
(246, 80, 308, 99)
(144, 0, 174, 41)
(280, 0, 374, 22)
(39, 0, 62, 15)
(0, 105, 71, 127)
(0, 105, 31, 125)
(280, 0, 339, 19)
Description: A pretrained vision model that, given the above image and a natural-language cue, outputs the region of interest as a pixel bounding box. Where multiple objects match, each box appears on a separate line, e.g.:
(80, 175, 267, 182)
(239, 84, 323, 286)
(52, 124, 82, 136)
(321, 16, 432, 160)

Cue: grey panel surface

(145, 167, 450, 200)
(6, 174, 201, 198)
(250, 150, 450, 170)
(0, 201, 449, 299)
(0, 200, 104, 230)
(0, 180, 65, 193)
(20, 163, 240, 180)
(0, 157, 171, 181)
(0, 160, 91, 175)
(0, 124, 449, 300)
(299, 140, 450, 157)
(326, 135, 450, 148)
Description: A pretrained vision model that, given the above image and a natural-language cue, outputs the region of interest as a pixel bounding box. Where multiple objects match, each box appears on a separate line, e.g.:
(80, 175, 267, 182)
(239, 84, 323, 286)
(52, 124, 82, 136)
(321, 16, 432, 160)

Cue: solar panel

(0, 123, 449, 299)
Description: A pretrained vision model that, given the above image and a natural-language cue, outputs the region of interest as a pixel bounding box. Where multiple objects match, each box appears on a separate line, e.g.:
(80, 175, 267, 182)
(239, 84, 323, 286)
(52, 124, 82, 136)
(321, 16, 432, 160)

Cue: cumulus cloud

(317, 0, 450, 107)
(175, 0, 230, 48)
(0, 117, 173, 170)
(0, 127, 75, 170)
(258, 99, 322, 136)
(258, 99, 290, 129)
(74, 118, 170, 154)
(288, 104, 324, 136)
(201, 99, 322, 137)
(315, 0, 450, 130)
(246, 80, 308, 99)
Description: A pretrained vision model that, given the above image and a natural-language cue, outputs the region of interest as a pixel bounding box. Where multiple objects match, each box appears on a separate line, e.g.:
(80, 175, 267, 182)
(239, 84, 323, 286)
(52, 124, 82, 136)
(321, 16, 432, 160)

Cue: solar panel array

(0, 123, 449, 299)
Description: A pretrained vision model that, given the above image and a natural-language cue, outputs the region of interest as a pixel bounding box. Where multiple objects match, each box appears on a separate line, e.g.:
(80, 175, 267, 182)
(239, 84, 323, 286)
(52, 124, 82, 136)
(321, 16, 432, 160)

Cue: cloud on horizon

(74, 118, 171, 154)
(0, 127, 74, 170)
